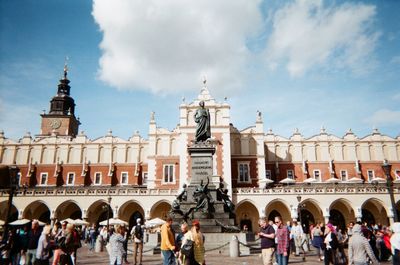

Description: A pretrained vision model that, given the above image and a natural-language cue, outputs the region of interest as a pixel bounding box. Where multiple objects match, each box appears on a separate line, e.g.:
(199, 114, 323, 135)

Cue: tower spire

(63, 56, 69, 80)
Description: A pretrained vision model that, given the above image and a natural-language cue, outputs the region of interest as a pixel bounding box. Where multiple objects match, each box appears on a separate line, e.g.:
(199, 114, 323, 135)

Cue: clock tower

(39, 64, 80, 138)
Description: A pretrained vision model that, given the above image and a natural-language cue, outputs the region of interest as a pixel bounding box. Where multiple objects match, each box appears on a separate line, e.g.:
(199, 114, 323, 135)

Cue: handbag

(180, 239, 194, 258)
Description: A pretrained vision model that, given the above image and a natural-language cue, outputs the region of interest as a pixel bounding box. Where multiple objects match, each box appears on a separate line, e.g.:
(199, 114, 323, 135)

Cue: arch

(265, 199, 291, 223)
(361, 198, 390, 226)
(236, 200, 259, 232)
(42, 147, 50, 164)
(99, 147, 105, 163)
(249, 137, 257, 155)
(170, 138, 177, 156)
(329, 199, 355, 230)
(23, 200, 51, 223)
(300, 198, 324, 229)
(0, 201, 18, 223)
(233, 137, 241, 155)
(118, 200, 145, 229)
(54, 200, 82, 221)
(86, 200, 114, 226)
(156, 138, 162, 156)
(15, 148, 24, 164)
(150, 200, 171, 220)
(215, 110, 222, 125)
(315, 144, 321, 161)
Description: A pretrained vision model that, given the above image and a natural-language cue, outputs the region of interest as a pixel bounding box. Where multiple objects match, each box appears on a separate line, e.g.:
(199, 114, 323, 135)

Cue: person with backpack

(130, 218, 144, 265)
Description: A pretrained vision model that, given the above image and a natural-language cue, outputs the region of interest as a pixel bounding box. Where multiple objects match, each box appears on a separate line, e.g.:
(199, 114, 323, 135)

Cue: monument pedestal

(171, 141, 237, 233)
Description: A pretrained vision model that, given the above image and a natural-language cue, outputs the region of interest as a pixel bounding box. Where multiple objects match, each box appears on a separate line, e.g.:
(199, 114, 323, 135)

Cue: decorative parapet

(0, 184, 397, 197)
(233, 183, 399, 195)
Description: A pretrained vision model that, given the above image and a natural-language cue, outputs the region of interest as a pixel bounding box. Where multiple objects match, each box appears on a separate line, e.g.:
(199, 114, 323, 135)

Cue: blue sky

(0, 0, 399, 141)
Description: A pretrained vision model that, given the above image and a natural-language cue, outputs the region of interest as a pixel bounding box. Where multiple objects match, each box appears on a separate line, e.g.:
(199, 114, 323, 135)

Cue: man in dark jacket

(26, 220, 41, 265)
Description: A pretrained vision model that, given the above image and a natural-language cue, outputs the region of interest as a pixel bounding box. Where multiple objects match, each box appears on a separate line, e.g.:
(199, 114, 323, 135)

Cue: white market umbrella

(145, 217, 166, 228)
(263, 178, 274, 184)
(0, 220, 5, 226)
(303, 178, 317, 184)
(325, 177, 341, 184)
(9, 219, 31, 226)
(99, 218, 128, 226)
(346, 177, 363, 184)
(279, 178, 296, 184)
(60, 218, 75, 224)
(74, 219, 89, 226)
(370, 177, 386, 183)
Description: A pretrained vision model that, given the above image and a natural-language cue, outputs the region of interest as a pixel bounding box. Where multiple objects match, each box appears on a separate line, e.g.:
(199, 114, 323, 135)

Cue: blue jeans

(276, 253, 288, 265)
(162, 250, 176, 265)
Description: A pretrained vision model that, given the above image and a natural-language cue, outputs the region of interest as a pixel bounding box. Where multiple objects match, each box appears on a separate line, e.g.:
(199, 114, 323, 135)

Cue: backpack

(133, 225, 143, 240)
(180, 239, 194, 258)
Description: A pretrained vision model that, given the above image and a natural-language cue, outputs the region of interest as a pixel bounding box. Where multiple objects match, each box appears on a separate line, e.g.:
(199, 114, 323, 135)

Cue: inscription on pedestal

(191, 157, 213, 183)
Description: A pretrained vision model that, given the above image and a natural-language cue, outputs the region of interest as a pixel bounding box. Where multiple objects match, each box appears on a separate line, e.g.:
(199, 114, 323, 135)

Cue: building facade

(1, 69, 399, 232)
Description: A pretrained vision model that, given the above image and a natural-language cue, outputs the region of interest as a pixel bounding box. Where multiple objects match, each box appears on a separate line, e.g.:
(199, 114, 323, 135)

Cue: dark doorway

(300, 209, 314, 233)
(240, 219, 253, 232)
(361, 209, 375, 226)
(129, 211, 144, 231)
(268, 210, 281, 222)
(329, 209, 345, 231)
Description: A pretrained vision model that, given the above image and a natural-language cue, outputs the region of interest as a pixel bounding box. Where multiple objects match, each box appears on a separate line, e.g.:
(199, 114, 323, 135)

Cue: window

(367, 170, 374, 182)
(313, 170, 321, 182)
(40, 173, 48, 186)
(238, 162, 250, 183)
(142, 172, 148, 185)
(265, 170, 272, 179)
(287, 170, 294, 180)
(120, 172, 128, 185)
(340, 170, 348, 181)
(94, 172, 102, 185)
(67, 173, 75, 186)
(16, 172, 21, 186)
(163, 164, 175, 183)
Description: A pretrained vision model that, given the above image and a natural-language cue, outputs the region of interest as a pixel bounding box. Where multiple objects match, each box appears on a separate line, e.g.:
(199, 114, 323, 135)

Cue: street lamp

(106, 196, 112, 228)
(4, 166, 19, 236)
(382, 160, 398, 222)
(296, 195, 303, 225)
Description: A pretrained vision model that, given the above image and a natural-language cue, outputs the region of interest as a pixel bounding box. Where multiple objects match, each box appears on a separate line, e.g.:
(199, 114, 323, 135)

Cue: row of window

(238, 162, 400, 183)
(15, 164, 178, 187)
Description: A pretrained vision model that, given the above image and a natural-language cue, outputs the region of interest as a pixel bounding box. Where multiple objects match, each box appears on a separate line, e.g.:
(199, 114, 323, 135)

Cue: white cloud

(92, 0, 262, 95)
(364, 109, 400, 126)
(265, 0, 379, 77)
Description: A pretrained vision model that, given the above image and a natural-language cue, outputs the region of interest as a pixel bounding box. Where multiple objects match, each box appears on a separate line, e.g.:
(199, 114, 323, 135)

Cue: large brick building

(1, 68, 399, 231)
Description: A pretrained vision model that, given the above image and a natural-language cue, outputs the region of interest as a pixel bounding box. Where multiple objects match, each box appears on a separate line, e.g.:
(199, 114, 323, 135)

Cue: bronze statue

(170, 184, 187, 217)
(217, 182, 235, 215)
(194, 101, 211, 143)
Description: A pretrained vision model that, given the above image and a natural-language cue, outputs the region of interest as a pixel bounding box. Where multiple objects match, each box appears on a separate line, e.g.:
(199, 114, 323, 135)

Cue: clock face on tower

(49, 119, 62, 129)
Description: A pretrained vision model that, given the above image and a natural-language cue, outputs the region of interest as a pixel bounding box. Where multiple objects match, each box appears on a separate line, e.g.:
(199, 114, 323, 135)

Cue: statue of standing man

(194, 100, 211, 143)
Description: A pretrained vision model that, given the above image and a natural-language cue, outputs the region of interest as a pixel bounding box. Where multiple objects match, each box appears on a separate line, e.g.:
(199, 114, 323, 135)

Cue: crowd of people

(258, 216, 400, 265)
(2, 216, 400, 265)
(0, 219, 82, 265)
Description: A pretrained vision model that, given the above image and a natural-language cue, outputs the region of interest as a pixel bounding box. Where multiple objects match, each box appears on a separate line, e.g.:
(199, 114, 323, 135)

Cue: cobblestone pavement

(75, 243, 393, 265)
